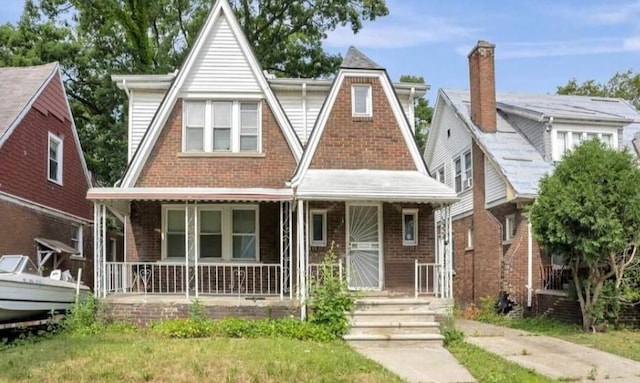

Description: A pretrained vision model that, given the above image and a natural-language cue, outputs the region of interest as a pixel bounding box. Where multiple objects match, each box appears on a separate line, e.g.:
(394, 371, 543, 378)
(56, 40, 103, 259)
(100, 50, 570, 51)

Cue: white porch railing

(415, 260, 440, 297)
(105, 262, 281, 296)
(308, 261, 343, 294)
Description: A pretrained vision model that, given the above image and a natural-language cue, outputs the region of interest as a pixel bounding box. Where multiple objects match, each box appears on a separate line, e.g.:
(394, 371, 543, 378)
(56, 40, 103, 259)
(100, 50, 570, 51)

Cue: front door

(347, 203, 382, 290)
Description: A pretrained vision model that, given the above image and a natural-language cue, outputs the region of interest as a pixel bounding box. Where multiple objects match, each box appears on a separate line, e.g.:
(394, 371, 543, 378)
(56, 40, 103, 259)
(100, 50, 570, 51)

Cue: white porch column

(184, 202, 189, 300)
(297, 199, 307, 320)
(93, 202, 107, 298)
(446, 205, 453, 299)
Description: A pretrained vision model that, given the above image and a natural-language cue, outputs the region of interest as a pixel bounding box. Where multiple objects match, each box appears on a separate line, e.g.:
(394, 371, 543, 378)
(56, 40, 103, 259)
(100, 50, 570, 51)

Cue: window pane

(167, 210, 185, 232)
(200, 210, 221, 233)
(240, 103, 258, 134)
(556, 132, 566, 157)
(200, 234, 222, 258)
(213, 128, 231, 150)
(404, 214, 415, 241)
(312, 214, 324, 242)
(213, 102, 232, 127)
(49, 140, 58, 160)
(586, 133, 597, 140)
(233, 235, 256, 259)
(167, 234, 186, 257)
(601, 134, 613, 147)
(454, 159, 462, 192)
(186, 127, 204, 151)
(464, 152, 472, 179)
(49, 161, 58, 180)
(185, 101, 205, 126)
(571, 132, 581, 148)
(233, 210, 255, 233)
(354, 86, 369, 114)
(240, 136, 257, 151)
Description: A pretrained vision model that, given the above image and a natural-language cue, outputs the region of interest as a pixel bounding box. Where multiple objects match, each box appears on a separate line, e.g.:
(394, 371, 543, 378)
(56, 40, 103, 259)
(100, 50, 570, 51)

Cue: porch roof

(87, 187, 293, 202)
(295, 169, 459, 203)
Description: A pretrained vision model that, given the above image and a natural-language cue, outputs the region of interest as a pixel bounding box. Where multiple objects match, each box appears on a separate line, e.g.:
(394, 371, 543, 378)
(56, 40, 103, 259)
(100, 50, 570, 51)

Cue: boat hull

(0, 274, 90, 324)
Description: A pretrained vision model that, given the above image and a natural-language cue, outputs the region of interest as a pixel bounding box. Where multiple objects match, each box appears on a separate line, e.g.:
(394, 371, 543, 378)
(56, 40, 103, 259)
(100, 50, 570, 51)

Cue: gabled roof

(431, 89, 640, 198)
(120, 0, 303, 188)
(0, 63, 58, 147)
(341, 46, 382, 70)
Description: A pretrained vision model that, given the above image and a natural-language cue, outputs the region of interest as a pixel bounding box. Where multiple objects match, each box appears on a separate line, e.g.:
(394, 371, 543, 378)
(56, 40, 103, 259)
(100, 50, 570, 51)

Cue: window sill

(47, 178, 63, 186)
(70, 255, 86, 261)
(503, 239, 513, 245)
(464, 247, 473, 252)
(352, 115, 373, 121)
(178, 152, 265, 158)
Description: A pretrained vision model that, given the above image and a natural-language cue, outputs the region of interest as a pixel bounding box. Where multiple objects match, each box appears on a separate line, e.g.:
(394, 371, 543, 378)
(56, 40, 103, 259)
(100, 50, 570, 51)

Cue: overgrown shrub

(440, 316, 464, 347)
(308, 245, 355, 338)
(62, 296, 103, 335)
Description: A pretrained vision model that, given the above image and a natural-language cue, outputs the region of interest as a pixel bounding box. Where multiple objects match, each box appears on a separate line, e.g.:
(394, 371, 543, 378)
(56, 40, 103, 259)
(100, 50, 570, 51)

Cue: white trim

(346, 202, 383, 290)
(309, 209, 327, 247)
(71, 224, 83, 257)
(0, 190, 91, 224)
(505, 214, 516, 242)
(402, 208, 418, 246)
(466, 226, 473, 250)
(121, 0, 302, 187)
(47, 132, 64, 185)
(453, 149, 472, 193)
(551, 128, 619, 161)
(351, 84, 372, 117)
(291, 69, 428, 187)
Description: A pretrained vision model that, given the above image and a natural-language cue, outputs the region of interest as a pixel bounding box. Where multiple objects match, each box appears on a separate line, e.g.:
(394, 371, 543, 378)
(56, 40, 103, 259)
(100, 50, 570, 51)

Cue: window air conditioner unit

(464, 178, 473, 189)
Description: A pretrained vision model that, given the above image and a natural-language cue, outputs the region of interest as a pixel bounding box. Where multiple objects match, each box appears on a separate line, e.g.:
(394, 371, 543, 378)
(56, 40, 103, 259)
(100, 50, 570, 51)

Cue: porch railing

(105, 262, 281, 296)
(308, 261, 343, 294)
(540, 265, 570, 291)
(415, 260, 440, 297)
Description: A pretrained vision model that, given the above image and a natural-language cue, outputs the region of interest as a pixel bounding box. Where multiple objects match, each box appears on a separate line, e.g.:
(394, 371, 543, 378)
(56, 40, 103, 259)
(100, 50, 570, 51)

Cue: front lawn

(0, 330, 402, 383)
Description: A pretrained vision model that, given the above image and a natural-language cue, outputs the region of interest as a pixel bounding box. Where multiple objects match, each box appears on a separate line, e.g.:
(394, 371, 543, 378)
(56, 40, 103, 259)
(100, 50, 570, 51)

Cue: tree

(529, 140, 640, 331)
(558, 70, 640, 109)
(4, 0, 388, 184)
(399, 75, 432, 153)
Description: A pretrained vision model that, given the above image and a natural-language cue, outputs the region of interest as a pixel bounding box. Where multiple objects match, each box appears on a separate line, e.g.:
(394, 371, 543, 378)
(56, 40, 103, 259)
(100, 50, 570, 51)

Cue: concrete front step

(344, 333, 444, 347)
(355, 298, 453, 315)
(348, 310, 436, 322)
(349, 321, 441, 335)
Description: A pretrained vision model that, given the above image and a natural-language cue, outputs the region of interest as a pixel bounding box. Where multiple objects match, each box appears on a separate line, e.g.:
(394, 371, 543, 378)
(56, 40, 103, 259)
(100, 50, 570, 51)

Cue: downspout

(302, 83, 308, 143)
(527, 221, 533, 307)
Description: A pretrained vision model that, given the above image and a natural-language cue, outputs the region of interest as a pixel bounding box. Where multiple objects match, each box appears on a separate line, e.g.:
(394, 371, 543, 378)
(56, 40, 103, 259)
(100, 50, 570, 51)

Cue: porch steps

(344, 298, 447, 347)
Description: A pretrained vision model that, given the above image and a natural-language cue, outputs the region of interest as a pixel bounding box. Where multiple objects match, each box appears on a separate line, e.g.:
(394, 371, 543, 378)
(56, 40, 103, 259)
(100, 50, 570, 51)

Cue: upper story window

(352, 84, 372, 117)
(435, 167, 445, 184)
(183, 100, 261, 153)
(47, 133, 63, 185)
(554, 130, 616, 161)
(505, 214, 516, 242)
(454, 150, 472, 193)
(71, 224, 83, 257)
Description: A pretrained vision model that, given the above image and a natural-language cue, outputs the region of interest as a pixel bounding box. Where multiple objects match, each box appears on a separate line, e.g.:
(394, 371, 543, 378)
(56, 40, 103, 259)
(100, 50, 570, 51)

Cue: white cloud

(461, 37, 640, 59)
(548, 1, 640, 25)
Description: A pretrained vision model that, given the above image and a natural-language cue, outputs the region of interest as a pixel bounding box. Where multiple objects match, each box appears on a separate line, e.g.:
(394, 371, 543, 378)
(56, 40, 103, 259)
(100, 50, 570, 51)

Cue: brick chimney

(468, 40, 496, 133)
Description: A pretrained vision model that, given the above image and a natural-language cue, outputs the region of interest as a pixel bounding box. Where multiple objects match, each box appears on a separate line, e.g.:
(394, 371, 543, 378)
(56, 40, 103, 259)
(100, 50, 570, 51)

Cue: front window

(454, 150, 472, 193)
(183, 100, 261, 153)
(352, 84, 372, 117)
(310, 210, 327, 247)
(554, 130, 618, 160)
(163, 205, 259, 261)
(71, 225, 83, 256)
(48, 133, 63, 184)
(402, 209, 418, 246)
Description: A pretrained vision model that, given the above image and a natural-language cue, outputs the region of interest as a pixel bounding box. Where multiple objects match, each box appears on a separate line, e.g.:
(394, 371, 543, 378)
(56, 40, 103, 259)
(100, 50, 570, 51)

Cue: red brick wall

(0, 199, 93, 286)
(452, 215, 474, 303)
(309, 76, 417, 170)
(0, 75, 91, 220)
(136, 100, 297, 188)
(126, 201, 280, 263)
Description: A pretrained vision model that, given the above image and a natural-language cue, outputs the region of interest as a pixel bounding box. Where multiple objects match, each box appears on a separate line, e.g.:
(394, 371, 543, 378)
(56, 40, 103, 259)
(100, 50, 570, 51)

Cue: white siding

(274, 89, 326, 145)
(507, 114, 549, 160)
(181, 14, 261, 94)
(427, 102, 473, 218)
(129, 90, 165, 160)
(485, 157, 506, 206)
(397, 93, 415, 131)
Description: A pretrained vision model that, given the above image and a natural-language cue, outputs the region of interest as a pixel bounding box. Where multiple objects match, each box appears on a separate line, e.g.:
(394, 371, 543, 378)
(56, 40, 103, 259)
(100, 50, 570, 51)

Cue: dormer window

(352, 84, 372, 117)
(183, 100, 261, 153)
(553, 130, 617, 161)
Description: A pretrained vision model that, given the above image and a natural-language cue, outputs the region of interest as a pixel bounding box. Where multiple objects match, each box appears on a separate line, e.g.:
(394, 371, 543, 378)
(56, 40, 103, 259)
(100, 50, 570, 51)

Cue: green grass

(448, 341, 561, 383)
(0, 330, 403, 383)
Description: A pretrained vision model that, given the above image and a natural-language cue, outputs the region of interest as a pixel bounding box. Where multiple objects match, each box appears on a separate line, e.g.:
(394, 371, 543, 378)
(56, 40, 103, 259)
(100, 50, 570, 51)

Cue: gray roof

(441, 89, 640, 197)
(341, 46, 382, 70)
(0, 63, 58, 141)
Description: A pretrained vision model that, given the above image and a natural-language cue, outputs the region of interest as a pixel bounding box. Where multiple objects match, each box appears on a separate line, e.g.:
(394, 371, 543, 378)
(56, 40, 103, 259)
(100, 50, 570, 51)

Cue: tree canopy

(1, 0, 388, 185)
(529, 139, 640, 331)
(557, 69, 640, 109)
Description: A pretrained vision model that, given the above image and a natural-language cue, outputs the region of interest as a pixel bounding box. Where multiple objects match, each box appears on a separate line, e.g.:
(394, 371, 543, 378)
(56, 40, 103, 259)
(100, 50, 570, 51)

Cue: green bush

(440, 315, 464, 347)
(475, 296, 509, 325)
(151, 318, 214, 338)
(309, 246, 355, 338)
(62, 296, 103, 335)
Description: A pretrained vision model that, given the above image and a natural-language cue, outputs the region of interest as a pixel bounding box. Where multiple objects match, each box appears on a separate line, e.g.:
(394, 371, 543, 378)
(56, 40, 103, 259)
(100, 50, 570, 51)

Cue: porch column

(445, 205, 453, 298)
(93, 202, 107, 298)
(296, 199, 307, 320)
(279, 201, 293, 300)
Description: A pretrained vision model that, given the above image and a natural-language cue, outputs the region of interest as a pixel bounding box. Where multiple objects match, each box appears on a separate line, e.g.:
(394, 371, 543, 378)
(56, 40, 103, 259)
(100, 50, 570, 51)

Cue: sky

(1, 0, 638, 103)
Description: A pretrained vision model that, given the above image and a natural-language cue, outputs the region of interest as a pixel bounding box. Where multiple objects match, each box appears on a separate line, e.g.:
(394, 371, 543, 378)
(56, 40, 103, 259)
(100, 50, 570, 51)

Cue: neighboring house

(87, 0, 458, 320)
(425, 41, 640, 311)
(0, 63, 94, 285)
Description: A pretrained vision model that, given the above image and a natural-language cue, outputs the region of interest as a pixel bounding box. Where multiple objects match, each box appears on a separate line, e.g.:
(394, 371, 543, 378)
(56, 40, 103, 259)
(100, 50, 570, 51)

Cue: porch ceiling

(87, 187, 293, 202)
(295, 169, 459, 203)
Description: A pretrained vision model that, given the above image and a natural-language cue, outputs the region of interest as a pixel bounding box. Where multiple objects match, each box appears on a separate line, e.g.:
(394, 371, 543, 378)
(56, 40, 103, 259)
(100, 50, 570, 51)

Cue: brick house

(0, 63, 94, 285)
(87, 0, 458, 319)
(425, 41, 640, 311)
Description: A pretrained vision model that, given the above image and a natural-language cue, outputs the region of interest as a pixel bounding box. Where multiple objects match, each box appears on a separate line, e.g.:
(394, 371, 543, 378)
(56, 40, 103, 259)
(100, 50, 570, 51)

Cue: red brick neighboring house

(0, 63, 93, 286)
(425, 41, 640, 312)
(87, 0, 458, 319)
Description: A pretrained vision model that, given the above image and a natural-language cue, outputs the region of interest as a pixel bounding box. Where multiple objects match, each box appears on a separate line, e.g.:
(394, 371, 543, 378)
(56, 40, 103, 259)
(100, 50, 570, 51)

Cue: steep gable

(121, 0, 302, 188)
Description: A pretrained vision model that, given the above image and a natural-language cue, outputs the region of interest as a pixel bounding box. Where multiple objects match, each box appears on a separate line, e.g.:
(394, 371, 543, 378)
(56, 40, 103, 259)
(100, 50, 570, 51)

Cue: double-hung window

(163, 205, 259, 261)
(435, 167, 445, 184)
(554, 130, 617, 160)
(454, 150, 472, 193)
(402, 209, 418, 246)
(352, 84, 372, 117)
(310, 210, 327, 247)
(48, 133, 63, 184)
(71, 224, 83, 257)
(183, 100, 261, 153)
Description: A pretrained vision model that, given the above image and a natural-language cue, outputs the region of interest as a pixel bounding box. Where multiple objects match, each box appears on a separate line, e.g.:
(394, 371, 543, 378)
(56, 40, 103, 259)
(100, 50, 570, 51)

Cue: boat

(0, 254, 90, 323)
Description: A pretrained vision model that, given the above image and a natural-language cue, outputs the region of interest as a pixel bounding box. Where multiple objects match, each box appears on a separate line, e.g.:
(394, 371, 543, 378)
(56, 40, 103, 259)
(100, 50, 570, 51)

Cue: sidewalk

(456, 319, 640, 382)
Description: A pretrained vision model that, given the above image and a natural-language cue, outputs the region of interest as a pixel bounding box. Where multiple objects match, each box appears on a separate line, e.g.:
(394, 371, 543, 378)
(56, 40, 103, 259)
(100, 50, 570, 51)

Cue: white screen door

(347, 203, 382, 290)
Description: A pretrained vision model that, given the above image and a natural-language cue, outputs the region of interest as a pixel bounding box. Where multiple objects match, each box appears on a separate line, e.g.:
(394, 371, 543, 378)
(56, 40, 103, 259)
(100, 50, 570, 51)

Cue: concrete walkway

(350, 344, 476, 383)
(456, 319, 640, 382)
